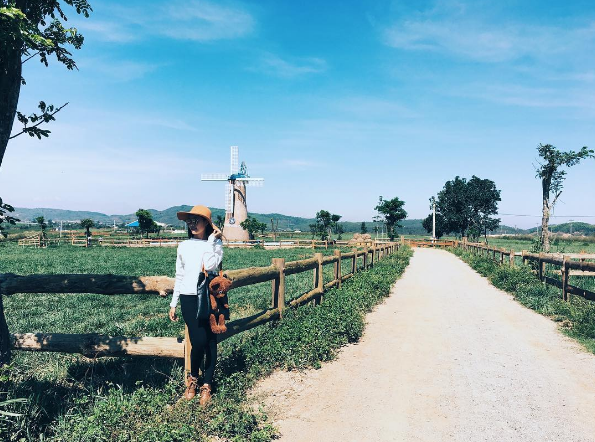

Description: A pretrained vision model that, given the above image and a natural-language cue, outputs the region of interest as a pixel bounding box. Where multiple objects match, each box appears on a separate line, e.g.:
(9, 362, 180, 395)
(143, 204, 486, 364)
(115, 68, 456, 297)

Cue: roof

(125, 221, 139, 227)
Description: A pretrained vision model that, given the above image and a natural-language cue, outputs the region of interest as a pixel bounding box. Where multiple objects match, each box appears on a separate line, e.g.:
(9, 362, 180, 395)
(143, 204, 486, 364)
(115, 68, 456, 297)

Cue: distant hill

(12, 206, 429, 234)
(524, 222, 595, 236)
(15, 207, 592, 236)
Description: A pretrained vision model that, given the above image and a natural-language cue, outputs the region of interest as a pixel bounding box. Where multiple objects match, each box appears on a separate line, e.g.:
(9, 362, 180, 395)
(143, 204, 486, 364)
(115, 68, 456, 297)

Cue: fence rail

(18, 236, 391, 249)
(459, 241, 595, 302)
(0, 243, 399, 370)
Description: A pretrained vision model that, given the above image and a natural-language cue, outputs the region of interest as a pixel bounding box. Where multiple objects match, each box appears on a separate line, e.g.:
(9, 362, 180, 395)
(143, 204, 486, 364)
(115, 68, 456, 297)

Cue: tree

(422, 212, 448, 239)
(431, 176, 500, 239)
(360, 222, 367, 234)
(0, 197, 17, 238)
(375, 196, 407, 240)
(0, 1, 92, 239)
(466, 176, 501, 242)
(309, 210, 342, 240)
(215, 215, 225, 230)
(240, 216, 267, 240)
(136, 209, 157, 238)
(34, 215, 46, 234)
(434, 177, 471, 238)
(335, 223, 344, 240)
(80, 218, 93, 238)
(535, 144, 594, 252)
(0, 1, 91, 167)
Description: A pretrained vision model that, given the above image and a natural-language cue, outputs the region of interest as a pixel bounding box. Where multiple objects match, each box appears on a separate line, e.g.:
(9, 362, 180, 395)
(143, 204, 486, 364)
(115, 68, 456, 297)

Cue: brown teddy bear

(208, 272, 232, 334)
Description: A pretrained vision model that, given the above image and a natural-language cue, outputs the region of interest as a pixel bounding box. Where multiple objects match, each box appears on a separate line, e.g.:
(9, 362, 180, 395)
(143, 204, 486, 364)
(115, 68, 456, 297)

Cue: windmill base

(223, 223, 249, 241)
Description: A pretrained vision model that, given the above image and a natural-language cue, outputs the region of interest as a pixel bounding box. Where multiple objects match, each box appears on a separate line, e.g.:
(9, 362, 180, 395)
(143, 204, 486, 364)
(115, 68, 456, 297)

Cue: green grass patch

(0, 243, 411, 441)
(450, 247, 595, 355)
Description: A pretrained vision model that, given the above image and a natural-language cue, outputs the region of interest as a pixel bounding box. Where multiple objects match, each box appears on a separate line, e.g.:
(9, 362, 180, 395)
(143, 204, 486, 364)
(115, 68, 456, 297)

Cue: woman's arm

(170, 247, 184, 308)
(203, 236, 223, 272)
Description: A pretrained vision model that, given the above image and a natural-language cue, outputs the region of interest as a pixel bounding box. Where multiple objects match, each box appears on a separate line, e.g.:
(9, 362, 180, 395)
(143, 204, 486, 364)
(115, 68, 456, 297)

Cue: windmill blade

(246, 179, 264, 187)
(225, 182, 233, 213)
(230, 146, 239, 175)
(201, 173, 228, 181)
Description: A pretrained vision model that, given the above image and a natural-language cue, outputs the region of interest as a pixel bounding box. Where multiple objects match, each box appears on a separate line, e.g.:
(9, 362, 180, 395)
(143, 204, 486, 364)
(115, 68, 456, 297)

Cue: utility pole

(59, 220, 63, 238)
(432, 200, 436, 242)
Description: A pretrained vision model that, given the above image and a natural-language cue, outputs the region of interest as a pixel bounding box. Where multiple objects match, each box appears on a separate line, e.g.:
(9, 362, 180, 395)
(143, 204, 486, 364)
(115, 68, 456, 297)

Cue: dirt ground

(250, 248, 595, 442)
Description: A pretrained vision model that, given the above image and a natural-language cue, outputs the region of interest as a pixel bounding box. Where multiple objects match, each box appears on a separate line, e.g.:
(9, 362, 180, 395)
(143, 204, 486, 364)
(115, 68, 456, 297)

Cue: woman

(169, 205, 223, 405)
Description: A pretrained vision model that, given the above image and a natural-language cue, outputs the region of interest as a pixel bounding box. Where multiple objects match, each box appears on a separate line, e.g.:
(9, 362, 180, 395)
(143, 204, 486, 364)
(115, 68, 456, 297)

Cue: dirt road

(252, 248, 595, 441)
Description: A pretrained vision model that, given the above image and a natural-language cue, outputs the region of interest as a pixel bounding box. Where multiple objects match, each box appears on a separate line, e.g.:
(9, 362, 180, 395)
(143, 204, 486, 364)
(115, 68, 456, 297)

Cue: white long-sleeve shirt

(170, 235, 224, 308)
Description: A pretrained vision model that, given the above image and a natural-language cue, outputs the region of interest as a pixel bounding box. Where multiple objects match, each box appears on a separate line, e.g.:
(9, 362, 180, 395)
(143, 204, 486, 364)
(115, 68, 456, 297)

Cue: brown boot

(184, 375, 198, 400)
(199, 384, 212, 407)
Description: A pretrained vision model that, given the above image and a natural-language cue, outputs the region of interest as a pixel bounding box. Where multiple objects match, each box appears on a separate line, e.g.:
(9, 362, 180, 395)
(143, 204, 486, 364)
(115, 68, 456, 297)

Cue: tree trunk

(0, 44, 23, 169)
(0, 295, 11, 366)
(541, 179, 551, 252)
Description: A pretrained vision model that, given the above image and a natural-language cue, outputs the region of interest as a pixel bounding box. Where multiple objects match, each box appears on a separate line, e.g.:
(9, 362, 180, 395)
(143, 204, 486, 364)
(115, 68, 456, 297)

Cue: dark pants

(180, 295, 217, 383)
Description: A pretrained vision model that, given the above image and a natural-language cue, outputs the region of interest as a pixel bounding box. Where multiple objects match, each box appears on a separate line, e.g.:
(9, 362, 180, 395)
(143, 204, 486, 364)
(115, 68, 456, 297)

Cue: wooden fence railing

(458, 241, 595, 302)
(0, 243, 399, 369)
(19, 236, 390, 249)
(402, 238, 457, 248)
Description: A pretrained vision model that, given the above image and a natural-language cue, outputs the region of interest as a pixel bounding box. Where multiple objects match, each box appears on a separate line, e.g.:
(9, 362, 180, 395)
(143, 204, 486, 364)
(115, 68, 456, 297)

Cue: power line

(499, 213, 595, 218)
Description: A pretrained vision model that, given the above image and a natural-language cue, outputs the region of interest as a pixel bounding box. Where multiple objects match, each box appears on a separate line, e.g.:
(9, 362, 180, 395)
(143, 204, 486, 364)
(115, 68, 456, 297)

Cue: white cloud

(451, 83, 595, 110)
(333, 96, 418, 119)
(382, 4, 595, 64)
(77, 58, 161, 82)
(81, 0, 255, 44)
(161, 0, 255, 41)
(251, 53, 327, 78)
(78, 21, 139, 43)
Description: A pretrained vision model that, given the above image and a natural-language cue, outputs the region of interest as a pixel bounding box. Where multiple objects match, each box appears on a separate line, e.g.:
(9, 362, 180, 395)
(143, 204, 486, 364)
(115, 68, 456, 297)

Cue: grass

(450, 247, 595, 355)
(475, 236, 595, 254)
(0, 242, 411, 441)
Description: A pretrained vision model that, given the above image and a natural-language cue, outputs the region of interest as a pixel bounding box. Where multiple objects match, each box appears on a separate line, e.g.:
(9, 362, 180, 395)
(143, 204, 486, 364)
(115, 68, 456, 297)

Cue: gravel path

(251, 248, 595, 442)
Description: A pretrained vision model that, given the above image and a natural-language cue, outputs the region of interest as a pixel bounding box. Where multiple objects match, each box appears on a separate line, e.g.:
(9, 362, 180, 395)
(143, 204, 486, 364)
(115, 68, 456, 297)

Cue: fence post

(538, 252, 545, 282)
(522, 250, 528, 266)
(334, 249, 342, 288)
(509, 249, 515, 267)
(363, 247, 369, 269)
(352, 249, 358, 274)
(370, 245, 376, 268)
(314, 252, 324, 305)
(500, 249, 504, 265)
(271, 258, 285, 313)
(561, 255, 570, 302)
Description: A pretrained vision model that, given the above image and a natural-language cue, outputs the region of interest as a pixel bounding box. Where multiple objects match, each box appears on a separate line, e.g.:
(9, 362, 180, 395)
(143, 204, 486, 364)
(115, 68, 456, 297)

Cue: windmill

(201, 146, 264, 241)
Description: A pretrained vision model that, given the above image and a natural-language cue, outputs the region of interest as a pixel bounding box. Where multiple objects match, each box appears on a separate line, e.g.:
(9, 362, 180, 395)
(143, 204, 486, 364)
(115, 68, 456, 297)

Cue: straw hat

(176, 205, 216, 230)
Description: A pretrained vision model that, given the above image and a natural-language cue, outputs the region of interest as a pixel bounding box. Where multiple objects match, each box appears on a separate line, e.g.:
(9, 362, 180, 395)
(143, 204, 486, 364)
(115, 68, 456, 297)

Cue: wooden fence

(458, 241, 595, 302)
(402, 238, 457, 248)
(0, 243, 399, 370)
(18, 236, 388, 250)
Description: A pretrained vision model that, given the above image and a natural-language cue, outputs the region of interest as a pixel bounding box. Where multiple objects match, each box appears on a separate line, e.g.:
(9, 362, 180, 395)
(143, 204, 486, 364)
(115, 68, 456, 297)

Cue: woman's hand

(169, 307, 178, 322)
(212, 226, 222, 239)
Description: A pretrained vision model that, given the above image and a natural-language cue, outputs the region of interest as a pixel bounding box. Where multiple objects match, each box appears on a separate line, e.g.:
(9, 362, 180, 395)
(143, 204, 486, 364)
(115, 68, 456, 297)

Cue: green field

(484, 236, 595, 254)
(0, 242, 411, 440)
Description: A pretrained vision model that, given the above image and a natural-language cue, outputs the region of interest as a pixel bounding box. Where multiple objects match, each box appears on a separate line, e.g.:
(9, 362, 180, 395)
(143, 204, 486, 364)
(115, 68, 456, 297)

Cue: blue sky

(1, 0, 594, 228)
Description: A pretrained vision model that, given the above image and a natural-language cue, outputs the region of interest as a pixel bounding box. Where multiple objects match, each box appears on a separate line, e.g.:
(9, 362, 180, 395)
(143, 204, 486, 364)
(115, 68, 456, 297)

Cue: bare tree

(535, 144, 593, 252)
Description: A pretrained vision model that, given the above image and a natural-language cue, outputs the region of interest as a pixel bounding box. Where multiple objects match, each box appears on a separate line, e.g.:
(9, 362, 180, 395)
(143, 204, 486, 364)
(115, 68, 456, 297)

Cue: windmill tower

(201, 146, 264, 241)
